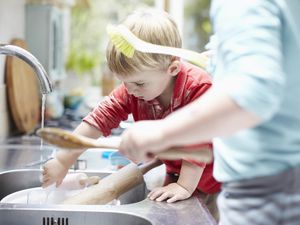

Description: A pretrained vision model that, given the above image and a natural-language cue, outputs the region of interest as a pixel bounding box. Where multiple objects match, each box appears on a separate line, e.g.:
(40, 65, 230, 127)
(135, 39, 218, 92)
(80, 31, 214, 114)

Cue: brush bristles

(107, 25, 135, 58)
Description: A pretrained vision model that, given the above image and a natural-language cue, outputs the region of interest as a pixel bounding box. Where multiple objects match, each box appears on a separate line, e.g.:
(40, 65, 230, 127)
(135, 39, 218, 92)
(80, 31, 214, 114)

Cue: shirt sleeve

(83, 84, 132, 136)
(211, 0, 285, 120)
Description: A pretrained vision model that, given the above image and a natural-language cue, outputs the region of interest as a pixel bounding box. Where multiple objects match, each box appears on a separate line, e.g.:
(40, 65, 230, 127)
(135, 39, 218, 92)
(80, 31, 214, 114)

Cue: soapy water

(2, 171, 120, 205)
(1, 187, 78, 204)
(1, 186, 121, 205)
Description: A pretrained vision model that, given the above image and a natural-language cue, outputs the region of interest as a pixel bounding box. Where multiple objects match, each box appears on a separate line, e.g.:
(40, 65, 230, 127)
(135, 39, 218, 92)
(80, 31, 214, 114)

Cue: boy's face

(116, 69, 175, 101)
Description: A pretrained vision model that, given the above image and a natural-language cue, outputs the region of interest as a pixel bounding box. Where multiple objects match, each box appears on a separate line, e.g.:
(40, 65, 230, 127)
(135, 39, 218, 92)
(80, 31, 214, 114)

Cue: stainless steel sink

(0, 169, 150, 225)
(0, 142, 217, 225)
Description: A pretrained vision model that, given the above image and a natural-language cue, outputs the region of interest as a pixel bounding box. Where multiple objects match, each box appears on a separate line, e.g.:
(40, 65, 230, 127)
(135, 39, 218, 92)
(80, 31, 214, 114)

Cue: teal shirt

(210, 0, 300, 182)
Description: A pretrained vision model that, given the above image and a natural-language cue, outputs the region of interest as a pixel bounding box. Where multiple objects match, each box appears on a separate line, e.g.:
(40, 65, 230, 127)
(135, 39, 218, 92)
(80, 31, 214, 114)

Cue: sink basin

(0, 169, 147, 205)
(0, 169, 150, 225)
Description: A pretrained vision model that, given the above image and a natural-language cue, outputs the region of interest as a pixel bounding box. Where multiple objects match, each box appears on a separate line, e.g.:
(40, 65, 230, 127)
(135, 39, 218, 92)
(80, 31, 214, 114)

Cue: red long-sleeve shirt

(83, 62, 221, 194)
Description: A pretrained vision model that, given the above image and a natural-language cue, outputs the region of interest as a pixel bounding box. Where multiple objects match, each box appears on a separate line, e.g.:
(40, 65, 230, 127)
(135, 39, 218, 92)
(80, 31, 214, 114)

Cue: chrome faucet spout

(0, 44, 53, 94)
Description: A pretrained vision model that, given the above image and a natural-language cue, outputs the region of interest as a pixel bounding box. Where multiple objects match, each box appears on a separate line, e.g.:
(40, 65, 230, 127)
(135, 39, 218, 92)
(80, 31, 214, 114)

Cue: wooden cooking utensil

(62, 160, 162, 205)
(37, 127, 119, 149)
(36, 127, 213, 162)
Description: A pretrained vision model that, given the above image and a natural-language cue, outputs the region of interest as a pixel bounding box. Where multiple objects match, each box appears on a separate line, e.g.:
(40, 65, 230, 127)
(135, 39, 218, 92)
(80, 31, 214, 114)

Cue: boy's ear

(167, 59, 181, 76)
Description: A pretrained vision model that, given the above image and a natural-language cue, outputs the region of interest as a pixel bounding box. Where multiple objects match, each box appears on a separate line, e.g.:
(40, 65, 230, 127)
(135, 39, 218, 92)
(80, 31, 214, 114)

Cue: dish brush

(107, 24, 208, 69)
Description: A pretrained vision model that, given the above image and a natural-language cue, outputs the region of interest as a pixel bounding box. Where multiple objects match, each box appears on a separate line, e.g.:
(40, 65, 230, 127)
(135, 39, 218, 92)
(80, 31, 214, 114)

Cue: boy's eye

(135, 83, 145, 87)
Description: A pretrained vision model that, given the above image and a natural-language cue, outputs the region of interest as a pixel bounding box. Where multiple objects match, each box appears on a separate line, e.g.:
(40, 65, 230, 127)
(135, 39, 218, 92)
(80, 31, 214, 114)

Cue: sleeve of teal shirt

(211, 0, 285, 120)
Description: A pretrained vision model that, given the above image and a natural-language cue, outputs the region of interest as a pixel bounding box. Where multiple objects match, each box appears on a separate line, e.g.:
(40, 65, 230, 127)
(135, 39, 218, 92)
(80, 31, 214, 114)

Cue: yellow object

(106, 24, 209, 69)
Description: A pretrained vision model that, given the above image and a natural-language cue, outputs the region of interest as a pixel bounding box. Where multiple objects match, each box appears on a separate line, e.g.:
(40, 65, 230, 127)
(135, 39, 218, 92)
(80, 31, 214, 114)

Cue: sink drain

(42, 217, 69, 225)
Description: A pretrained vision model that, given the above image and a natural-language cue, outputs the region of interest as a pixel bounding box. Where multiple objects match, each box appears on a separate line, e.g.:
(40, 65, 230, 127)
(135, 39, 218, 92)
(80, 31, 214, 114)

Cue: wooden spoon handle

(37, 127, 213, 163)
(157, 147, 212, 163)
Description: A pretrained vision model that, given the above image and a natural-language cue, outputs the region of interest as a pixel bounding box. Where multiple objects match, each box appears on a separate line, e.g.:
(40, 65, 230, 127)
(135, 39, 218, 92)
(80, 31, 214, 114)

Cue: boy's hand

(42, 158, 69, 188)
(147, 182, 192, 203)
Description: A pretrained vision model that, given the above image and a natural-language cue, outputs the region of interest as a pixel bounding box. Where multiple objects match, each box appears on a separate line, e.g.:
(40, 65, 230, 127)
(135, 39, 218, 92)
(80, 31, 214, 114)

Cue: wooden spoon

(37, 127, 119, 149)
(36, 127, 213, 163)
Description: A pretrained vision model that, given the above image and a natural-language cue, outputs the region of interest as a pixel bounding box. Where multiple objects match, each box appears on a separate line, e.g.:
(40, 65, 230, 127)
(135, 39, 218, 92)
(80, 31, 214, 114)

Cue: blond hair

(106, 8, 182, 76)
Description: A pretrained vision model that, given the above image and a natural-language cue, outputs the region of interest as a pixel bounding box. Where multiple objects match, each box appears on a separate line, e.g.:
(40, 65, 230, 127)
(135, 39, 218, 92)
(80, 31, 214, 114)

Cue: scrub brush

(107, 24, 208, 69)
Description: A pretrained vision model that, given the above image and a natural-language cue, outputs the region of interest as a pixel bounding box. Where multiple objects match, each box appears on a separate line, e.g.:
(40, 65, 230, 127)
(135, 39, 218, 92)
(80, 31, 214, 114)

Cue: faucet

(0, 44, 53, 94)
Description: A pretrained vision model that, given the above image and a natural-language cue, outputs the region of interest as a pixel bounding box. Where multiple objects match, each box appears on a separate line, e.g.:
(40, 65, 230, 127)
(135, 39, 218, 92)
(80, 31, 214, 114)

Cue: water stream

(40, 94, 53, 203)
(39, 94, 47, 171)
(40, 94, 46, 148)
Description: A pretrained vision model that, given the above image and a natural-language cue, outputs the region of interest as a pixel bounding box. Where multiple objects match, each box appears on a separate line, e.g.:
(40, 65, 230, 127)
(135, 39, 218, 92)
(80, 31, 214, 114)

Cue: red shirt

(83, 62, 221, 194)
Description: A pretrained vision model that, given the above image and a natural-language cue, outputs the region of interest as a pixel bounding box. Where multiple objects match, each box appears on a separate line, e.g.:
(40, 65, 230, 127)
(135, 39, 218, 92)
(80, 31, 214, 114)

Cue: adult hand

(147, 182, 192, 203)
(119, 120, 170, 162)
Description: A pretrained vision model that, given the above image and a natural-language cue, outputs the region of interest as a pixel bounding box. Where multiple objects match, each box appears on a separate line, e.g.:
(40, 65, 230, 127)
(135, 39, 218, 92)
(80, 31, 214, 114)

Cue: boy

(42, 8, 220, 219)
